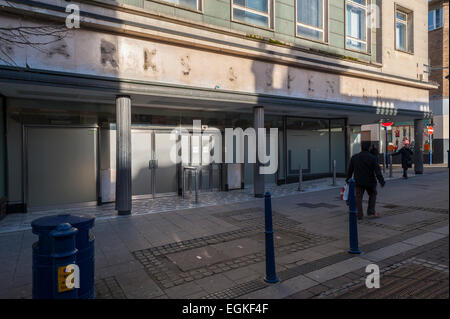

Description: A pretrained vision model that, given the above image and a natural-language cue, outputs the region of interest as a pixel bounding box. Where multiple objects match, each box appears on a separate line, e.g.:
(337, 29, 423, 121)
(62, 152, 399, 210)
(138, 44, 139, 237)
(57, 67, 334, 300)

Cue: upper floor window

(232, 0, 273, 29)
(395, 10, 408, 52)
(296, 0, 327, 42)
(158, 0, 201, 11)
(345, 0, 368, 52)
(395, 6, 413, 54)
(429, 7, 444, 31)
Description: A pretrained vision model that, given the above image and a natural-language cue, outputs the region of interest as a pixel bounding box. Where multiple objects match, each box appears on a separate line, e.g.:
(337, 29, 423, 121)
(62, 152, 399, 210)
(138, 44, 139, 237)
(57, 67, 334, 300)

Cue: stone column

(254, 106, 265, 198)
(115, 96, 132, 215)
(414, 119, 424, 174)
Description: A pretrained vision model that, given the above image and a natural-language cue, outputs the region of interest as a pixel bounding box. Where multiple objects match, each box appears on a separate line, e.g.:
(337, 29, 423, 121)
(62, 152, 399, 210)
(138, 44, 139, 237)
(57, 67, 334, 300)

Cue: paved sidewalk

(0, 167, 447, 299)
(0, 166, 416, 234)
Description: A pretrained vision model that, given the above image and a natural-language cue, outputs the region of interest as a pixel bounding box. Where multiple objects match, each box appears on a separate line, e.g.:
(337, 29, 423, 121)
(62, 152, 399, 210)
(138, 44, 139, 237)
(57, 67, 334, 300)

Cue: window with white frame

(395, 10, 408, 52)
(296, 0, 326, 42)
(232, 0, 272, 29)
(158, 0, 201, 11)
(345, 0, 368, 52)
(429, 7, 444, 31)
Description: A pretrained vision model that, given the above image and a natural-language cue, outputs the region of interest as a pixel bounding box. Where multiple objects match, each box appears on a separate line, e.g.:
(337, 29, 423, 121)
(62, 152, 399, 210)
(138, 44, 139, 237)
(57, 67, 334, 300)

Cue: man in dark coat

(346, 141, 385, 220)
(392, 140, 413, 179)
(370, 144, 380, 165)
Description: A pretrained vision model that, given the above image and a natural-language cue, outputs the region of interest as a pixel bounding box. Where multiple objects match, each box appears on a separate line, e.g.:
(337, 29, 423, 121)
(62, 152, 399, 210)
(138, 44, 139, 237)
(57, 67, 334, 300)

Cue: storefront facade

(0, 0, 436, 213)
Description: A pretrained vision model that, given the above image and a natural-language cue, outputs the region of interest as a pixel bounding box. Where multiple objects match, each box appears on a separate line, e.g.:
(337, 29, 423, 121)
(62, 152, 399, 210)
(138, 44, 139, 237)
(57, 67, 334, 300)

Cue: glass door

(131, 129, 152, 198)
(154, 130, 178, 196)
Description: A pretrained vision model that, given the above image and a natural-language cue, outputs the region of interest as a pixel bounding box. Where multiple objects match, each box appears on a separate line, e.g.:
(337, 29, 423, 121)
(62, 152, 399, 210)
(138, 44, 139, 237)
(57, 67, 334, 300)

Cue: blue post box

(32, 214, 95, 299)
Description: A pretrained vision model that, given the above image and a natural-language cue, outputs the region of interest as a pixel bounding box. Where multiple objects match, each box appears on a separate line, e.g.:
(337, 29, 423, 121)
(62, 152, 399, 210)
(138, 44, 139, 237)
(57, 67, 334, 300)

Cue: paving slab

(304, 257, 370, 283)
(402, 232, 447, 247)
(361, 242, 416, 262)
(239, 275, 317, 299)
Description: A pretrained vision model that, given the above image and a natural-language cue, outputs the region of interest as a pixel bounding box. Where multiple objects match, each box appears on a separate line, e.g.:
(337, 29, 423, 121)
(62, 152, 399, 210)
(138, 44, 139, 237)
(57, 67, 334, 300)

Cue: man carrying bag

(392, 140, 414, 179)
(346, 141, 385, 220)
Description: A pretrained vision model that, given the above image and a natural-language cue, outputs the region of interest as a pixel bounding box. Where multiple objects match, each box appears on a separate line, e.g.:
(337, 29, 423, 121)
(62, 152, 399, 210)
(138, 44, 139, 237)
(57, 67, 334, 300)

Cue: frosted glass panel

(155, 132, 178, 194)
(286, 118, 329, 175)
(27, 127, 97, 207)
(131, 130, 152, 196)
(330, 120, 346, 174)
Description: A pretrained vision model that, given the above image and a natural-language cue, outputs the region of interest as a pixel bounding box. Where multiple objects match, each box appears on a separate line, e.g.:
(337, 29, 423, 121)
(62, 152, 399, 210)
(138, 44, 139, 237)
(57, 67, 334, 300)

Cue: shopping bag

(340, 184, 349, 200)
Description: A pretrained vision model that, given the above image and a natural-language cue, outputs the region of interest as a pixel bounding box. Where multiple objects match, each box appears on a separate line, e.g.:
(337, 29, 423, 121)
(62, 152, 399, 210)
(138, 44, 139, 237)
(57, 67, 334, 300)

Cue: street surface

(0, 166, 448, 299)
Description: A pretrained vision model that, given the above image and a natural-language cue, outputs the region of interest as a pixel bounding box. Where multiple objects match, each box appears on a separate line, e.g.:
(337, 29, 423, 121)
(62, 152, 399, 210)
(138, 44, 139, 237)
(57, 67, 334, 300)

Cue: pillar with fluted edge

(115, 95, 132, 215)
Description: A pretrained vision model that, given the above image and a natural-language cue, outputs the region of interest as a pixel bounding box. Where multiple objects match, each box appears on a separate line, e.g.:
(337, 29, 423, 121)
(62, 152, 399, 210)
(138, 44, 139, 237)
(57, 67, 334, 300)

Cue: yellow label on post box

(57, 265, 74, 293)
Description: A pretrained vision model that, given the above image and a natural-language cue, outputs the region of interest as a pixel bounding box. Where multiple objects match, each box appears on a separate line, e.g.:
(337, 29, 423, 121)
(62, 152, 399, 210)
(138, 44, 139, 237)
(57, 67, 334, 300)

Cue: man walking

(346, 141, 385, 220)
(392, 140, 413, 179)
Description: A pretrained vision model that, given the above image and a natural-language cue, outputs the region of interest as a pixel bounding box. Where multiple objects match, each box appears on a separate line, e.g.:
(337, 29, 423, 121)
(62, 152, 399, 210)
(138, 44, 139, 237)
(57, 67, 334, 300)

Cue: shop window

(286, 118, 330, 176)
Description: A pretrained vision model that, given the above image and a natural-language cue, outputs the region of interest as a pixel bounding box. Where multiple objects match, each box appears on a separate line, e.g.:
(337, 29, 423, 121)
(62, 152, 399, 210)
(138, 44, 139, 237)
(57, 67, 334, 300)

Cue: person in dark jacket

(346, 141, 385, 220)
(369, 144, 380, 165)
(392, 140, 413, 179)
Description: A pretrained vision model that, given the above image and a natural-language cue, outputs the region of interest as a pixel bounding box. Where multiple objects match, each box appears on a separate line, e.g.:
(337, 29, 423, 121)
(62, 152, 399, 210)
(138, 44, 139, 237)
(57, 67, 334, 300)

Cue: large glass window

(232, 0, 272, 28)
(158, 0, 201, 11)
(429, 7, 444, 31)
(345, 0, 367, 52)
(330, 120, 346, 174)
(286, 118, 330, 176)
(296, 0, 325, 41)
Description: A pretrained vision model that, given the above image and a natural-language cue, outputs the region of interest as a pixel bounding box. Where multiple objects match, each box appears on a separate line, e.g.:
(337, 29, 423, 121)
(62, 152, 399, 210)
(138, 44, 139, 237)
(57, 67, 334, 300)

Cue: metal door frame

(131, 126, 179, 199)
(23, 124, 100, 212)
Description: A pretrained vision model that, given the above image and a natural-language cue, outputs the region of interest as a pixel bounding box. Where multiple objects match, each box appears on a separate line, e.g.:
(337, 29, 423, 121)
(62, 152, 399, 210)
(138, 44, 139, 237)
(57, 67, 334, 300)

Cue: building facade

(428, 0, 449, 164)
(0, 0, 435, 214)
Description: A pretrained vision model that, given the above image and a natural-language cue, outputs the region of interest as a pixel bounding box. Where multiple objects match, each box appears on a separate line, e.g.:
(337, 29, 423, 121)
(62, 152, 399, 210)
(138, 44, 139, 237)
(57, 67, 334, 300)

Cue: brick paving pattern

(286, 236, 449, 299)
(133, 208, 334, 291)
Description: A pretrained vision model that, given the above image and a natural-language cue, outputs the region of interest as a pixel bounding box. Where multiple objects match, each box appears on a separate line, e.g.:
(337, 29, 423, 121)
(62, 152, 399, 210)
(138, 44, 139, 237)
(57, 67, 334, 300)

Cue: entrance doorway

(131, 128, 178, 199)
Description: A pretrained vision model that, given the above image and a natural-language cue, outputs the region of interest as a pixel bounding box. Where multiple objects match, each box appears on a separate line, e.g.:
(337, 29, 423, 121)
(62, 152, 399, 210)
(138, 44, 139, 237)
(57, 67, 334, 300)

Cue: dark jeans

(403, 168, 408, 178)
(355, 185, 377, 217)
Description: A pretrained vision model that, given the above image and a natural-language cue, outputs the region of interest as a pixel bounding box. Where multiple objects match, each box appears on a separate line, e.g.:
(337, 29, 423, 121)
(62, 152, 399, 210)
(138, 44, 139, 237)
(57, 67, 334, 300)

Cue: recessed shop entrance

(131, 128, 178, 199)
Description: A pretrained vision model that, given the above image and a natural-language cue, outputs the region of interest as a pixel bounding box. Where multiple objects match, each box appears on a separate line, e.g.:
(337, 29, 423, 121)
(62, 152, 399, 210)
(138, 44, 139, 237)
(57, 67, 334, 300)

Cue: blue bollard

(264, 192, 279, 284)
(348, 179, 361, 254)
(49, 223, 79, 299)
